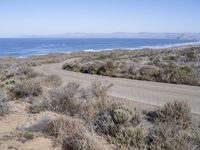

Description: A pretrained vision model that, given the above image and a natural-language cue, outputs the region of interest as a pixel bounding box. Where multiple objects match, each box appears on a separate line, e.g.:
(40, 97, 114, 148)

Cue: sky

(0, 0, 200, 36)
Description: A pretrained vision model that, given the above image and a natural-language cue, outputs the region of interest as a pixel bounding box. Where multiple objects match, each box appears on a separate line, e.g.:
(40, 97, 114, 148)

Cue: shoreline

(0, 40, 199, 58)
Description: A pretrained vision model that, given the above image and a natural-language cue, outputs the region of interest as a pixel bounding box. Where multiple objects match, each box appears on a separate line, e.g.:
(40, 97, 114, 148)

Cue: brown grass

(43, 74, 62, 87)
(147, 100, 192, 129)
(9, 79, 43, 99)
(43, 116, 112, 150)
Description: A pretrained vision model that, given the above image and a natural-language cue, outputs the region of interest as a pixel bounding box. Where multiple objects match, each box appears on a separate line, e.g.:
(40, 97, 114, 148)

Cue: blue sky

(0, 0, 200, 36)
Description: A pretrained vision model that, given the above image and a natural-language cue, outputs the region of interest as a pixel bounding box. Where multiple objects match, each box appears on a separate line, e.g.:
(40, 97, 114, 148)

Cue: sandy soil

(34, 58, 200, 114)
(0, 101, 61, 150)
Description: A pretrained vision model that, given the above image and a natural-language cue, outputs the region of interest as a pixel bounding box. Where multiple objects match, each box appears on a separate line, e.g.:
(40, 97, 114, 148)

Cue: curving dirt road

(34, 59, 200, 114)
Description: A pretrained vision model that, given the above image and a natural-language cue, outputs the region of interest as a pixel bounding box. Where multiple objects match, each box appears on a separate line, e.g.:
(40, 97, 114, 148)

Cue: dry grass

(43, 74, 62, 87)
(147, 123, 193, 150)
(147, 100, 192, 129)
(16, 64, 38, 79)
(9, 79, 43, 99)
(43, 116, 111, 150)
(47, 81, 113, 122)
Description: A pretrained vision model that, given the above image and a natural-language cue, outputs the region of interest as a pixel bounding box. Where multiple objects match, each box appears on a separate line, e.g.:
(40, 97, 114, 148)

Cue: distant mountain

(176, 33, 200, 40)
(6, 32, 200, 40)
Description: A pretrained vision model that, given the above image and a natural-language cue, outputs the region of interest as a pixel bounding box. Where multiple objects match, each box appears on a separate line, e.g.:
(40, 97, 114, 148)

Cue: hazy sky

(0, 0, 200, 36)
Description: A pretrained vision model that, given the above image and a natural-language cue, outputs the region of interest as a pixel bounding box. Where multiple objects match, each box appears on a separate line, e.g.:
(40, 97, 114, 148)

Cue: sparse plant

(43, 116, 110, 150)
(16, 65, 38, 78)
(147, 122, 192, 150)
(9, 79, 43, 99)
(0, 90, 9, 116)
(147, 100, 191, 129)
(48, 82, 81, 115)
(44, 74, 62, 87)
(22, 132, 34, 140)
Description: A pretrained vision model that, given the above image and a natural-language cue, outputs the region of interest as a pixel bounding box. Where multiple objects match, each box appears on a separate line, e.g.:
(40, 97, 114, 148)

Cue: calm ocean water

(0, 38, 199, 57)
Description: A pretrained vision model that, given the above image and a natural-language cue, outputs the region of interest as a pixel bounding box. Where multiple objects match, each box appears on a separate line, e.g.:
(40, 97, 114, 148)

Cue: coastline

(0, 38, 199, 58)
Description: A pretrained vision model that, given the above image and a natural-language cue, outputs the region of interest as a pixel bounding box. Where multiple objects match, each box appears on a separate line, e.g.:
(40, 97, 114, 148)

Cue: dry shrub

(137, 65, 160, 81)
(147, 123, 192, 150)
(48, 82, 81, 115)
(0, 90, 9, 116)
(17, 65, 33, 75)
(9, 79, 43, 99)
(29, 97, 49, 114)
(150, 101, 192, 129)
(91, 80, 112, 99)
(16, 65, 38, 78)
(43, 116, 111, 150)
(48, 81, 113, 122)
(63, 61, 118, 77)
(44, 74, 62, 87)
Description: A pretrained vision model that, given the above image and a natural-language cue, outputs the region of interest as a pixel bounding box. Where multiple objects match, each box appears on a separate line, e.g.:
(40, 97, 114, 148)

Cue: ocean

(0, 38, 199, 57)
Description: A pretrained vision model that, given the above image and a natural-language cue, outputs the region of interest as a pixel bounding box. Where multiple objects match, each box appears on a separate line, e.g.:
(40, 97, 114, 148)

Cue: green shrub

(115, 127, 146, 149)
(112, 107, 133, 124)
(94, 106, 140, 137)
(23, 132, 34, 140)
(5, 80, 15, 86)
(159, 63, 198, 85)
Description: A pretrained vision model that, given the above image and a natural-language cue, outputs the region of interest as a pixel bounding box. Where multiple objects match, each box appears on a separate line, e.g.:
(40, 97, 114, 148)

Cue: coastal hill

(10, 32, 200, 40)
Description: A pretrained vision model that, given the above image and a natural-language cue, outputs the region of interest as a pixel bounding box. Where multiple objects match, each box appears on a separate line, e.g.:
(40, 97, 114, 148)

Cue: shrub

(48, 82, 81, 115)
(29, 97, 48, 114)
(112, 107, 133, 124)
(48, 81, 113, 122)
(0, 90, 9, 116)
(90, 80, 112, 100)
(44, 74, 62, 87)
(16, 65, 38, 78)
(63, 61, 118, 77)
(94, 106, 140, 137)
(17, 65, 33, 75)
(137, 65, 160, 81)
(43, 116, 110, 150)
(5, 80, 15, 86)
(9, 79, 42, 99)
(147, 101, 191, 129)
(147, 123, 192, 150)
(159, 64, 198, 85)
(115, 127, 146, 149)
(0, 72, 14, 82)
(22, 132, 34, 140)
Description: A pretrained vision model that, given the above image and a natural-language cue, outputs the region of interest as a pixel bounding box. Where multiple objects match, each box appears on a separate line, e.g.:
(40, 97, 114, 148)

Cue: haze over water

(0, 38, 198, 57)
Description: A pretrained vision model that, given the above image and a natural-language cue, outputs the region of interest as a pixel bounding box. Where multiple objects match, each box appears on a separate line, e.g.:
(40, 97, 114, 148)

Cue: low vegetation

(9, 79, 43, 99)
(0, 90, 9, 116)
(63, 46, 200, 86)
(0, 48, 200, 149)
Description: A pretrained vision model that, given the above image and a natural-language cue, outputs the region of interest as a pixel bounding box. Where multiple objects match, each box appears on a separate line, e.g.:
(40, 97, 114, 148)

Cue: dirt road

(34, 59, 200, 114)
